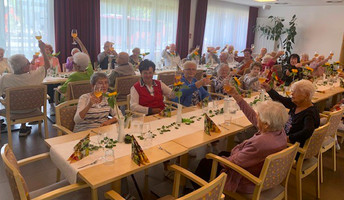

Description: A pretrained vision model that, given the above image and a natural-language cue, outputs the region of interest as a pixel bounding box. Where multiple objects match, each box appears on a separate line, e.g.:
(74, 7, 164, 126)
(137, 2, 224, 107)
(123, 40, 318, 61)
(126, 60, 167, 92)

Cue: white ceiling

(220, 0, 344, 7)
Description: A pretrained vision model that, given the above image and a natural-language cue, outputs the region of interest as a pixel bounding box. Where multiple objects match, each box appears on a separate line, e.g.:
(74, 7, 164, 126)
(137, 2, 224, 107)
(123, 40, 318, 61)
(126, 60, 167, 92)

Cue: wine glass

(251, 44, 255, 50)
(93, 84, 103, 108)
(285, 86, 291, 97)
(34, 52, 40, 56)
(314, 51, 319, 58)
(223, 78, 231, 95)
(258, 72, 267, 85)
(175, 71, 182, 83)
(330, 51, 334, 60)
(35, 31, 42, 41)
(97, 131, 106, 160)
(71, 29, 78, 45)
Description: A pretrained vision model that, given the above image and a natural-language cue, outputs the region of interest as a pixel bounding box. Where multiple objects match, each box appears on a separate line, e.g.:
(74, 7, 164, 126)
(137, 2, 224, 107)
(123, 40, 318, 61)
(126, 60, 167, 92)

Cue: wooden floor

(1, 113, 344, 199)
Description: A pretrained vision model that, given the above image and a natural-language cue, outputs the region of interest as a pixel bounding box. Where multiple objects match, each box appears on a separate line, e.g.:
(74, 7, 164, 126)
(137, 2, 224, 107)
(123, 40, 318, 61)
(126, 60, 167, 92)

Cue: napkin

(67, 134, 91, 163)
(131, 136, 150, 166)
(204, 114, 221, 135)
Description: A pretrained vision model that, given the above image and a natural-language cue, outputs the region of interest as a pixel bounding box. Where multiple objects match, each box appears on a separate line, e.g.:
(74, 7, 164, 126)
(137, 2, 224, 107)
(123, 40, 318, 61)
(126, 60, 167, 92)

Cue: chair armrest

(297, 147, 307, 155)
(52, 124, 74, 135)
(32, 182, 88, 200)
(168, 164, 208, 187)
(322, 111, 331, 115)
(17, 152, 50, 167)
(104, 190, 126, 200)
(206, 153, 262, 185)
(319, 113, 329, 119)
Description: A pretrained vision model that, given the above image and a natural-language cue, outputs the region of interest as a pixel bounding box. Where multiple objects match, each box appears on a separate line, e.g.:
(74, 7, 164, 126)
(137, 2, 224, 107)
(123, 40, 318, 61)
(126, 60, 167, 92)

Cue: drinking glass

(258, 72, 267, 85)
(206, 69, 213, 87)
(142, 123, 153, 147)
(35, 31, 42, 41)
(285, 86, 291, 97)
(71, 29, 78, 45)
(104, 149, 114, 164)
(34, 52, 40, 56)
(93, 84, 103, 108)
(131, 113, 145, 136)
(314, 52, 319, 58)
(224, 112, 232, 125)
(175, 71, 183, 83)
(251, 44, 255, 50)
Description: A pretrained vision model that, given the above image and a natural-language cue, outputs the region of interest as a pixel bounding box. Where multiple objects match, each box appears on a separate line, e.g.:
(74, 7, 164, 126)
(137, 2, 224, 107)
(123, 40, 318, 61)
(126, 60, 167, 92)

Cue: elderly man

(161, 44, 181, 68)
(0, 41, 50, 136)
(236, 48, 253, 76)
(172, 61, 210, 107)
(108, 52, 136, 91)
(0, 48, 11, 75)
(57, 52, 94, 97)
(98, 41, 117, 70)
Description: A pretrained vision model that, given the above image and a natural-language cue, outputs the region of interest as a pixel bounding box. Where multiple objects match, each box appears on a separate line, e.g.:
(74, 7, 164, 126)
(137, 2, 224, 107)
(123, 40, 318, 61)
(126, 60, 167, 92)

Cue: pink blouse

(31, 56, 61, 72)
(222, 99, 287, 193)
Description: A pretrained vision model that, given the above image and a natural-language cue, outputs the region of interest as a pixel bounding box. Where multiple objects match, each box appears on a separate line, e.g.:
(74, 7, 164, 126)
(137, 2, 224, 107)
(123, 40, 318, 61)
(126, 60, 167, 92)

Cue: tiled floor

(1, 115, 344, 199)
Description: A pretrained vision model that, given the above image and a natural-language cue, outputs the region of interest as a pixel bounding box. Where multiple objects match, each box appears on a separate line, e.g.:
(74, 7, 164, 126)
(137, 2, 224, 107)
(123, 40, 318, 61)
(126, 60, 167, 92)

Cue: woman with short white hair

(213, 63, 230, 94)
(56, 52, 94, 97)
(65, 37, 89, 72)
(194, 85, 288, 194)
(262, 79, 320, 147)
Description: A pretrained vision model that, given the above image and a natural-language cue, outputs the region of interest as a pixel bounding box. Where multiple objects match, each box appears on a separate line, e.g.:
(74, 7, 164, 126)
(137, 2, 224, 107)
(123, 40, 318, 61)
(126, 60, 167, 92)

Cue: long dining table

(44, 81, 344, 200)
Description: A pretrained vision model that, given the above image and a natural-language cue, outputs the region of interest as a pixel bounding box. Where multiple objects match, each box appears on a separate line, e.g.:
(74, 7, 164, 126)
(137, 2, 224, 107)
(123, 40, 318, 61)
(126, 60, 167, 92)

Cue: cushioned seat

(0, 109, 43, 120)
(241, 185, 284, 200)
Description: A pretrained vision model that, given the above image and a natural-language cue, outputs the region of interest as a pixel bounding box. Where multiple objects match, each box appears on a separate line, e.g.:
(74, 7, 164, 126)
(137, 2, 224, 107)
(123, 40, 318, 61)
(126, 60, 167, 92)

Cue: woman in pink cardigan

(31, 43, 61, 72)
(195, 85, 289, 193)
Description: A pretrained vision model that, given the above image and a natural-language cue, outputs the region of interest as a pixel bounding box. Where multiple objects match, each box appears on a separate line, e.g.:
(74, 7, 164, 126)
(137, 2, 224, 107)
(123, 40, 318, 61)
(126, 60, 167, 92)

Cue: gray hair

(73, 52, 90, 70)
(256, 100, 289, 131)
(0, 47, 4, 52)
(183, 61, 196, 69)
(71, 48, 80, 55)
(132, 47, 140, 53)
(291, 79, 315, 101)
(8, 54, 29, 74)
(90, 72, 109, 85)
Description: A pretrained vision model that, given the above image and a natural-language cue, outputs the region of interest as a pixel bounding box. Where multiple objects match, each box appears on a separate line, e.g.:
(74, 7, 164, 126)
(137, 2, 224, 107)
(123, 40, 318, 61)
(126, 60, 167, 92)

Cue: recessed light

(255, 0, 277, 2)
(326, 0, 343, 3)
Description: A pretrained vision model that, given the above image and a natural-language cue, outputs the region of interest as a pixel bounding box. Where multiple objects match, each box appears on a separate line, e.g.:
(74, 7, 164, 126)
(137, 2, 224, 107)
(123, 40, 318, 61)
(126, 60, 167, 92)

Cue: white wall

(256, 5, 344, 61)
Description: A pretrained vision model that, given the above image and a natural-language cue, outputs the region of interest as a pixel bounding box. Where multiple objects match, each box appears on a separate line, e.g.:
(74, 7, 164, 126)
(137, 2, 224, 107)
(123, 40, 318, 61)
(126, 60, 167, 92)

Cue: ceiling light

(255, 0, 277, 2)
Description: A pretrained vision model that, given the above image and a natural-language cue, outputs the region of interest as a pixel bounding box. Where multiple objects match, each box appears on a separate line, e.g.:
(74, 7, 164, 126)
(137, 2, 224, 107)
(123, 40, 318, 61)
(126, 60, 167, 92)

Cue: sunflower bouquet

(103, 91, 120, 119)
(302, 66, 314, 80)
(173, 81, 189, 104)
(289, 69, 299, 82)
(232, 76, 242, 94)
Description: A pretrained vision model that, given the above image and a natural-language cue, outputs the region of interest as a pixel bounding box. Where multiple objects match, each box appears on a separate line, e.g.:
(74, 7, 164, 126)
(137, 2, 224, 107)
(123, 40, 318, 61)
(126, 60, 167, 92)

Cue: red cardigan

(133, 80, 165, 110)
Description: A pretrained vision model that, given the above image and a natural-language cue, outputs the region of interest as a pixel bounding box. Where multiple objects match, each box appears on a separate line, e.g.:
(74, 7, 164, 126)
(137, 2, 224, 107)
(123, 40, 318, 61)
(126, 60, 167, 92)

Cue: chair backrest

(1, 144, 30, 200)
(65, 80, 92, 100)
(55, 99, 79, 132)
(157, 72, 175, 86)
(114, 75, 140, 102)
(259, 143, 299, 191)
(304, 123, 330, 159)
(5, 85, 47, 112)
(62, 63, 66, 72)
(195, 70, 204, 80)
(325, 109, 344, 137)
(179, 173, 227, 200)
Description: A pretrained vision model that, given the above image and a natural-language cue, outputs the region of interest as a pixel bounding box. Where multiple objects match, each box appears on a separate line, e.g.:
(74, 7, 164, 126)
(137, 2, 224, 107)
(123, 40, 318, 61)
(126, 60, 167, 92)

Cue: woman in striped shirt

(73, 72, 122, 132)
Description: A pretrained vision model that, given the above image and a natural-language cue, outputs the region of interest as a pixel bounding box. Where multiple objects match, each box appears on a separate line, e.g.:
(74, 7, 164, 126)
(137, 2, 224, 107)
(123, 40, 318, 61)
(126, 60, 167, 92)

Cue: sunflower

(234, 77, 241, 86)
(291, 69, 298, 73)
(174, 81, 183, 86)
(305, 67, 314, 72)
(325, 62, 330, 66)
(108, 91, 117, 97)
(194, 51, 199, 56)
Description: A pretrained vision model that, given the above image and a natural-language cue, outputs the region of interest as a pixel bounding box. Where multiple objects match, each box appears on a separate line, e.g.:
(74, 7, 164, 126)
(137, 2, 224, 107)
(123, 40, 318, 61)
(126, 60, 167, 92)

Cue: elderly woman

(310, 54, 332, 77)
(0, 48, 11, 75)
(254, 48, 267, 62)
(195, 84, 288, 193)
(57, 52, 94, 96)
(0, 41, 50, 136)
(65, 37, 89, 72)
(98, 41, 117, 70)
(172, 61, 210, 107)
(129, 47, 142, 68)
(130, 59, 175, 115)
(282, 54, 302, 86)
(236, 48, 253, 76)
(31, 43, 61, 72)
(213, 64, 230, 94)
(300, 53, 316, 66)
(262, 79, 320, 147)
(241, 62, 261, 91)
(73, 72, 121, 132)
(161, 44, 181, 68)
(206, 47, 220, 65)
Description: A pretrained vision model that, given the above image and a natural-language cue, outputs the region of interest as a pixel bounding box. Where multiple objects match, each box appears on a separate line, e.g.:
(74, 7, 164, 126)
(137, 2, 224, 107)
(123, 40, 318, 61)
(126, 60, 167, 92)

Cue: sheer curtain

(0, 0, 55, 58)
(100, 0, 178, 62)
(202, 0, 249, 55)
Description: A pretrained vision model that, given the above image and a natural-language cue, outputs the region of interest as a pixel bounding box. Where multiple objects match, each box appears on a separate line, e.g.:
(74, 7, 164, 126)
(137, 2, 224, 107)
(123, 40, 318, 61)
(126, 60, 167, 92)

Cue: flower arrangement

(173, 81, 188, 104)
(268, 72, 284, 88)
(302, 66, 314, 79)
(103, 91, 120, 119)
(139, 52, 150, 59)
(289, 69, 298, 82)
(190, 48, 200, 60)
(232, 77, 241, 94)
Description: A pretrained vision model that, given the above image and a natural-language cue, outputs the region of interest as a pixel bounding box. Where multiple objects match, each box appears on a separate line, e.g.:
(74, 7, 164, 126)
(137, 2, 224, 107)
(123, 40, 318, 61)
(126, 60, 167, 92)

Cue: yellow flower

(194, 51, 199, 56)
(336, 61, 340, 64)
(291, 69, 298, 73)
(325, 62, 330, 66)
(108, 91, 117, 97)
(174, 81, 183, 86)
(142, 53, 146, 56)
(234, 77, 241, 86)
(305, 67, 314, 72)
(213, 51, 217, 54)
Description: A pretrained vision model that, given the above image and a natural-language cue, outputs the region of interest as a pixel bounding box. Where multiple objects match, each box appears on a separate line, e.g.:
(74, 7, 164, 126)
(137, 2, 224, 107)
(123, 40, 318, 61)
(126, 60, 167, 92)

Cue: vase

(176, 104, 182, 124)
(117, 117, 125, 143)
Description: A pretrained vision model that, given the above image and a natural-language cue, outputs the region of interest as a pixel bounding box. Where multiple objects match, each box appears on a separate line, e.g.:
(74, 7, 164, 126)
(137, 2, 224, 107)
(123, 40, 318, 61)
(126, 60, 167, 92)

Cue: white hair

(183, 61, 197, 69)
(8, 54, 29, 74)
(71, 48, 80, 55)
(73, 52, 90, 70)
(90, 72, 108, 85)
(291, 79, 315, 101)
(256, 100, 289, 131)
(262, 55, 273, 63)
(217, 63, 229, 74)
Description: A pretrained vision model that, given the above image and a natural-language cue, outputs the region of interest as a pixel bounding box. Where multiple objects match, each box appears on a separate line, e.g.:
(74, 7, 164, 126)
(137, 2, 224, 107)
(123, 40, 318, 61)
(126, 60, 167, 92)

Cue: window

(100, 0, 178, 62)
(202, 0, 249, 54)
(0, 0, 55, 58)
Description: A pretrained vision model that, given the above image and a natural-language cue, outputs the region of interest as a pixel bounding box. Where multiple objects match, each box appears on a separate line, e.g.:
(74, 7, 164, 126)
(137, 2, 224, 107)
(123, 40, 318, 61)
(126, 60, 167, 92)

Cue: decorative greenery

(173, 81, 189, 104)
(255, 15, 297, 62)
(100, 137, 118, 149)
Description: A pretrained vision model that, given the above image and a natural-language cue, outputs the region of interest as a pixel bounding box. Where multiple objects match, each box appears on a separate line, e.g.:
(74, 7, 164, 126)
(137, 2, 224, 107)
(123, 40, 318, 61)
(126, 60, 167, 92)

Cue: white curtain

(0, 0, 55, 58)
(100, 0, 178, 63)
(202, 0, 249, 55)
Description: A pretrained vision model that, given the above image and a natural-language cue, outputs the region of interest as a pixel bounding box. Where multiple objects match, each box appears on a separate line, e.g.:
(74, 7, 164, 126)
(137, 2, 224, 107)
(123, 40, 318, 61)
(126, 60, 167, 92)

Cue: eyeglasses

(184, 68, 196, 71)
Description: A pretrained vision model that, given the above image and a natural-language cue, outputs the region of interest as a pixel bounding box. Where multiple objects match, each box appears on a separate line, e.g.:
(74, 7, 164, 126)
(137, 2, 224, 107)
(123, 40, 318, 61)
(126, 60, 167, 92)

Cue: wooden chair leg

(296, 173, 302, 200)
(333, 144, 336, 172)
(44, 118, 49, 139)
(320, 152, 323, 183)
(38, 121, 42, 134)
(317, 163, 321, 199)
(7, 123, 12, 149)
